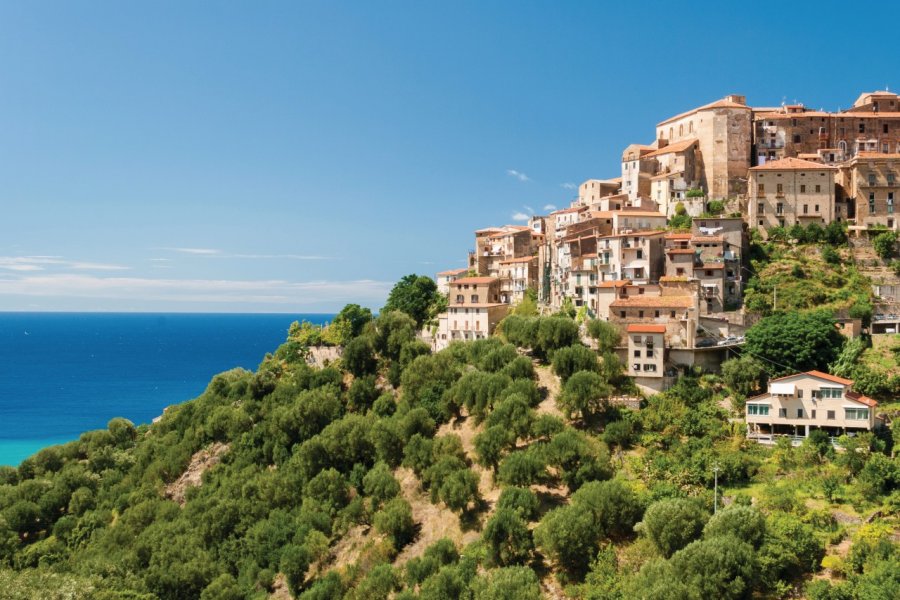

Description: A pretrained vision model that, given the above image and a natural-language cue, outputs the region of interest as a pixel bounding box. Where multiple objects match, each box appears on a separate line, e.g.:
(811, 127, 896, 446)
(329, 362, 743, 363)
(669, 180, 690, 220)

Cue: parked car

(696, 338, 718, 348)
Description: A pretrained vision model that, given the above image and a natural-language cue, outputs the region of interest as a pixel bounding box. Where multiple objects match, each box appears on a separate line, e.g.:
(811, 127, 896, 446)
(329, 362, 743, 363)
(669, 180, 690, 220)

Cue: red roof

(769, 370, 853, 386)
(627, 324, 666, 333)
(453, 277, 496, 285)
(750, 157, 836, 171)
(846, 391, 878, 408)
(437, 267, 468, 276)
(597, 280, 631, 288)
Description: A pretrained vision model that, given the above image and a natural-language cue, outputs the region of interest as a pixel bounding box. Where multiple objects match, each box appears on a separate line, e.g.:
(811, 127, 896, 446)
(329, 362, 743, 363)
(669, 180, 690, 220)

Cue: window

(646, 349, 654, 358)
(776, 202, 784, 215)
(803, 204, 808, 214)
(797, 408, 804, 418)
(779, 408, 788, 418)
(818, 387, 843, 399)
(670, 310, 676, 318)
(889, 173, 895, 185)
(758, 202, 765, 214)
(845, 408, 869, 420)
(633, 350, 641, 358)
(636, 249, 643, 259)
(827, 410, 835, 420)
(869, 173, 877, 186)
(470, 295, 479, 303)
(859, 122, 866, 133)
(815, 184, 821, 193)
(455, 295, 464, 303)
(747, 404, 769, 416)
(815, 204, 819, 212)
(793, 134, 801, 143)
(643, 363, 657, 372)
(797, 389, 803, 399)
(620, 311, 626, 318)
(870, 193, 876, 214)
(884, 123, 889, 134)
(638, 310, 644, 318)
(758, 183, 765, 194)
(811, 409, 816, 419)
(777, 183, 784, 194)
(800, 184, 806, 193)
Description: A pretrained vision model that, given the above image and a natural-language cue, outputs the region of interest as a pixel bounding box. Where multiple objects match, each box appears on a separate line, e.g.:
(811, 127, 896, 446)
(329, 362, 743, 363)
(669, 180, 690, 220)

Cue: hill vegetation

(0, 274, 898, 599)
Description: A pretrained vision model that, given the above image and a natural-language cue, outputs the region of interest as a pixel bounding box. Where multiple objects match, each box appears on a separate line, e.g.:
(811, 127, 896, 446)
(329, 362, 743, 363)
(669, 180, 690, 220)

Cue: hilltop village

(434, 90, 900, 394)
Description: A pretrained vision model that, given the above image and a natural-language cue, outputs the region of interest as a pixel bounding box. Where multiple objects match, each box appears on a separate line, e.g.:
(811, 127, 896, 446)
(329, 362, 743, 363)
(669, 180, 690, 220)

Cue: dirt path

(164, 442, 229, 506)
(534, 364, 563, 418)
(393, 467, 480, 566)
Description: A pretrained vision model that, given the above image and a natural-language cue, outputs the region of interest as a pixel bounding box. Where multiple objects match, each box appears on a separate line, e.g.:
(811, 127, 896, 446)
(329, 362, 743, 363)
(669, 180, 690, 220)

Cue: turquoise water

(0, 313, 333, 467)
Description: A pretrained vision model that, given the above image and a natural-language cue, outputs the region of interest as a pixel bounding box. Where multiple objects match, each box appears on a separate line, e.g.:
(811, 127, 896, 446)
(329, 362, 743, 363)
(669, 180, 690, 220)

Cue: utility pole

(713, 463, 720, 515)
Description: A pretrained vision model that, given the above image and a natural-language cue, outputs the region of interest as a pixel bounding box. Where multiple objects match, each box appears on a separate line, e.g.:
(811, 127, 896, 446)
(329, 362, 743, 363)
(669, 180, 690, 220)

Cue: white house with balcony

(745, 370, 879, 445)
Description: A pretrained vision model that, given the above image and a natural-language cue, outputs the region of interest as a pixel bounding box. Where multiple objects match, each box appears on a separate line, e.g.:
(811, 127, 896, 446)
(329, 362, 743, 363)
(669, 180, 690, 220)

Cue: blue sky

(1, 1, 898, 312)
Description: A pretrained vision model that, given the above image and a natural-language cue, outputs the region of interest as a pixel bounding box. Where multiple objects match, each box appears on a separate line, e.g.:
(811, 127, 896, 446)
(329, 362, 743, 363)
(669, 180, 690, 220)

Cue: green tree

(743, 311, 845, 376)
(670, 535, 756, 600)
(587, 320, 621, 353)
(640, 498, 709, 557)
(471, 566, 542, 600)
(374, 498, 416, 550)
(482, 508, 534, 566)
(383, 274, 442, 327)
(873, 230, 898, 260)
(474, 425, 515, 472)
(363, 462, 401, 507)
(721, 356, 766, 397)
(535, 503, 599, 577)
(496, 487, 540, 521)
(343, 335, 378, 377)
(335, 303, 374, 340)
(552, 344, 600, 383)
(703, 505, 766, 548)
(558, 371, 612, 422)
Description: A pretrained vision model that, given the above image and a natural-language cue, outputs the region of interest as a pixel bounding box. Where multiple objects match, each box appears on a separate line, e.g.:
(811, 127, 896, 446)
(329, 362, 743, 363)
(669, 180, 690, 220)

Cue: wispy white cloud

(164, 247, 222, 255)
(159, 248, 331, 260)
(0, 274, 392, 307)
(561, 182, 577, 190)
(0, 256, 129, 272)
(511, 212, 530, 222)
(523, 205, 535, 215)
(543, 204, 557, 211)
(506, 169, 530, 182)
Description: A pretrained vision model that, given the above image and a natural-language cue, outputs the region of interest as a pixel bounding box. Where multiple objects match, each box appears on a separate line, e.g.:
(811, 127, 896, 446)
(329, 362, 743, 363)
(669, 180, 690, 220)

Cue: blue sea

(0, 313, 334, 467)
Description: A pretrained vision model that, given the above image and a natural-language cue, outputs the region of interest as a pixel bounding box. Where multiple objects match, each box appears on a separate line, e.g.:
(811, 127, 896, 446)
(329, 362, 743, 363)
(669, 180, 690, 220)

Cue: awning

(770, 382, 795, 395)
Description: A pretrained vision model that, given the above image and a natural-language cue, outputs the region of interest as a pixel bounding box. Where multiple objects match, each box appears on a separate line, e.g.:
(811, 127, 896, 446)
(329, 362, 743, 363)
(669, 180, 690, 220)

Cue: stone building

(654, 95, 752, 200)
(837, 152, 900, 230)
(747, 157, 836, 230)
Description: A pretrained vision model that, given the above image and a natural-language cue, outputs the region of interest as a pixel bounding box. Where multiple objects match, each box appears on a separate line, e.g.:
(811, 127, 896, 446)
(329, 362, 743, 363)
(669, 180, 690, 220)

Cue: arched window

(689, 121, 693, 134)
(669, 127, 673, 140)
(679, 124, 684, 136)
(838, 140, 847, 154)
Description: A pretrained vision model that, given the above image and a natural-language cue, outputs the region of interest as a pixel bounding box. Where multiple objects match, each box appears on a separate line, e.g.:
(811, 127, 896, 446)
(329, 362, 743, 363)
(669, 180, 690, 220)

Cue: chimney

(725, 94, 746, 105)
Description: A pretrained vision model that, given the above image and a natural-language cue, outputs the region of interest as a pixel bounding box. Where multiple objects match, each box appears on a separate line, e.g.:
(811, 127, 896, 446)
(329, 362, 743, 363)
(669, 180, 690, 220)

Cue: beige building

(655, 95, 752, 200)
(578, 178, 621, 206)
(642, 139, 701, 216)
(838, 152, 900, 230)
(621, 144, 655, 200)
(626, 323, 666, 380)
(434, 277, 509, 350)
(436, 267, 468, 295)
(498, 256, 538, 304)
(748, 157, 836, 230)
(746, 371, 879, 444)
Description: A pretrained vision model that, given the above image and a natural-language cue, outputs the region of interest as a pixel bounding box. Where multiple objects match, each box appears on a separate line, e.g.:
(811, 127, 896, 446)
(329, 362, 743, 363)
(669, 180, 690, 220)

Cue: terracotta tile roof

(846, 391, 878, 408)
(550, 206, 584, 215)
(700, 263, 724, 269)
(651, 171, 685, 180)
(450, 302, 509, 308)
(437, 267, 468, 276)
(597, 280, 631, 288)
(769, 370, 853, 386)
(838, 111, 900, 118)
(475, 227, 503, 234)
(658, 97, 749, 126)
(453, 277, 497, 285)
(750, 157, 837, 171)
(692, 235, 724, 243)
(666, 248, 696, 254)
(855, 152, 900, 159)
(659, 276, 689, 282)
(642, 139, 698, 159)
(610, 296, 694, 308)
(627, 324, 667, 333)
(664, 233, 694, 240)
